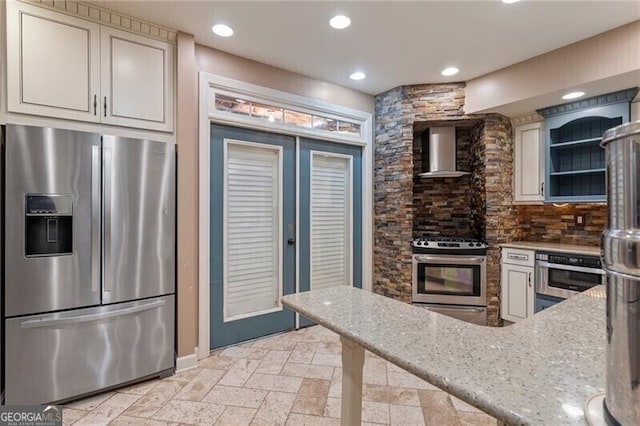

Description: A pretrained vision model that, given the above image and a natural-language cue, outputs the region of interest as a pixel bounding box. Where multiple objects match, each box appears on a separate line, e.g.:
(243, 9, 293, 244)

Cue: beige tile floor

(64, 326, 497, 425)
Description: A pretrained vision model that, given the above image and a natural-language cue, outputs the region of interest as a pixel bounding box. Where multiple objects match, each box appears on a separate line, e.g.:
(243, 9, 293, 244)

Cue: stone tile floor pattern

(64, 325, 498, 425)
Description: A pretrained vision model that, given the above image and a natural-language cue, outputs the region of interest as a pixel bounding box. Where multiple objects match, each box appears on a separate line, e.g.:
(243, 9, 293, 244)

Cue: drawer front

(5, 295, 175, 405)
(502, 248, 535, 267)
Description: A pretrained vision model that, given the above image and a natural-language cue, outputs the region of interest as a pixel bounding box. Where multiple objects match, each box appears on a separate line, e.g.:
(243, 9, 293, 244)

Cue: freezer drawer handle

(19, 300, 166, 329)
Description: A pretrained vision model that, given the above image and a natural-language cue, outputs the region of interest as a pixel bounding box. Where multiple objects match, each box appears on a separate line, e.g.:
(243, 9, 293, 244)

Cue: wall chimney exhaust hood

(418, 126, 469, 178)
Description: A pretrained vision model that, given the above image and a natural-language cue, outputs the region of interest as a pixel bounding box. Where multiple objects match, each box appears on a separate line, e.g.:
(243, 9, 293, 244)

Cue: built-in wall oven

(535, 251, 605, 312)
(412, 237, 487, 325)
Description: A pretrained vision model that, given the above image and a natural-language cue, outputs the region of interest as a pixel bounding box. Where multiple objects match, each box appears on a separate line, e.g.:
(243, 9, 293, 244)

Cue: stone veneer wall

(413, 127, 474, 238)
(375, 83, 516, 325)
(374, 87, 413, 301)
(479, 116, 518, 325)
(374, 84, 466, 302)
(375, 83, 606, 325)
(514, 204, 606, 245)
(469, 122, 486, 239)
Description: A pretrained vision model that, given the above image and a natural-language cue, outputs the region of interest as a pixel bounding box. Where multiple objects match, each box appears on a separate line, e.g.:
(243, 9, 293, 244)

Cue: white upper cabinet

(101, 27, 174, 132)
(513, 122, 544, 203)
(6, 1, 175, 132)
(7, 1, 100, 122)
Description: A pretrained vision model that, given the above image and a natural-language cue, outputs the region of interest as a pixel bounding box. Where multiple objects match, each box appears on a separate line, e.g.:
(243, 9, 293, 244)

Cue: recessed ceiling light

(349, 71, 366, 81)
(441, 67, 459, 76)
(562, 91, 585, 100)
(212, 24, 234, 37)
(502, 0, 521, 4)
(330, 15, 351, 29)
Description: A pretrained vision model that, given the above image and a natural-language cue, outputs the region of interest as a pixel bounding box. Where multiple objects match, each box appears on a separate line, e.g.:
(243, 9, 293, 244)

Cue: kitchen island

(282, 285, 606, 426)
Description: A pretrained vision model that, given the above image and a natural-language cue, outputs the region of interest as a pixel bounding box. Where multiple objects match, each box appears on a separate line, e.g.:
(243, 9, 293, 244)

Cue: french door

(210, 124, 296, 348)
(210, 125, 362, 348)
(298, 138, 363, 327)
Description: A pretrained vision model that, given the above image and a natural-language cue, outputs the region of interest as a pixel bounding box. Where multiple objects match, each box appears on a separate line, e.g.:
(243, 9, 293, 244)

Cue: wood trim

(175, 348, 199, 372)
(537, 87, 639, 118)
(309, 150, 354, 291)
(510, 112, 543, 126)
(198, 73, 211, 359)
(22, 0, 178, 44)
(221, 139, 285, 323)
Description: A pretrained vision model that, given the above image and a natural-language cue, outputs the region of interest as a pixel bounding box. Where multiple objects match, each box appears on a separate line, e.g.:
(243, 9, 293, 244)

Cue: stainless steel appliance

(3, 124, 176, 405)
(534, 252, 605, 312)
(412, 237, 487, 325)
(418, 127, 469, 178)
(598, 120, 640, 426)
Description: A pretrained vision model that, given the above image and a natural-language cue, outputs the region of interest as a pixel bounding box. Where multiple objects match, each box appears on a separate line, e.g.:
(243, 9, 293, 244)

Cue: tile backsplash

(413, 126, 474, 238)
(514, 203, 606, 246)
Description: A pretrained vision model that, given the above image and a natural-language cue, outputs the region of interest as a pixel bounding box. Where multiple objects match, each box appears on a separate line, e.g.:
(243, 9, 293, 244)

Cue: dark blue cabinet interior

(547, 115, 622, 199)
(539, 88, 637, 203)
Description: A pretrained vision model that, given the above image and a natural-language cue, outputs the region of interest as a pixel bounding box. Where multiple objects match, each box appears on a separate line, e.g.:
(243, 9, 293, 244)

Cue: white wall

(465, 21, 640, 116)
(195, 44, 374, 113)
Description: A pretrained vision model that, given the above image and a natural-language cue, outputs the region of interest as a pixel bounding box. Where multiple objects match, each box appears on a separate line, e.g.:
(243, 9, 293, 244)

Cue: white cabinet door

(501, 263, 534, 322)
(101, 26, 174, 132)
(513, 122, 544, 203)
(7, 1, 101, 122)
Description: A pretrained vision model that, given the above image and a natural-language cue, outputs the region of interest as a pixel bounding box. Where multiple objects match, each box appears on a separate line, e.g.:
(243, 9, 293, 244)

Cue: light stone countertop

(282, 286, 606, 426)
(500, 241, 601, 257)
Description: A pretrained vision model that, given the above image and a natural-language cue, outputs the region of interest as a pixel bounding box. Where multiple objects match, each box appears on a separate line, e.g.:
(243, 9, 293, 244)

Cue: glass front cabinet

(538, 88, 638, 203)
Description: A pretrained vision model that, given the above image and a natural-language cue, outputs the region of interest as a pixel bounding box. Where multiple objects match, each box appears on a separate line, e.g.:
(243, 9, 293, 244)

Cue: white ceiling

(94, 1, 639, 96)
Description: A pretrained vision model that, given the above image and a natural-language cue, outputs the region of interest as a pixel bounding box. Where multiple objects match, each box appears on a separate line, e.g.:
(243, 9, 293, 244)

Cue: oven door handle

(413, 255, 485, 264)
(536, 261, 606, 275)
(429, 306, 485, 313)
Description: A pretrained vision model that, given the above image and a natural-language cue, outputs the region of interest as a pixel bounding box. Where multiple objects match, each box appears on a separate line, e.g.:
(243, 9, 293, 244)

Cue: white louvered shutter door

(224, 142, 282, 320)
(310, 153, 352, 290)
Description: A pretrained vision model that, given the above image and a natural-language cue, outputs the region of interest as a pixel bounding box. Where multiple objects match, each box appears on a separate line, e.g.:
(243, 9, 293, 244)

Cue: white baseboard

(176, 347, 199, 373)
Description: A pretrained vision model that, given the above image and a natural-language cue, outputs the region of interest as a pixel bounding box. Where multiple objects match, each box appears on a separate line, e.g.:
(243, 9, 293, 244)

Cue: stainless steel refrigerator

(3, 124, 176, 405)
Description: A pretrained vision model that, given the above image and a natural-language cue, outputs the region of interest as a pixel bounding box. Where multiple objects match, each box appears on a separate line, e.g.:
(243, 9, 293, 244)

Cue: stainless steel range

(412, 237, 488, 325)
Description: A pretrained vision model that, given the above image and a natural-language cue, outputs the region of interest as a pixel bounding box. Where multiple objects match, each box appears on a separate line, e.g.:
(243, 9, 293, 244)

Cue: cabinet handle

(540, 182, 544, 196)
(104, 96, 107, 117)
(93, 95, 97, 115)
(508, 253, 528, 261)
(528, 272, 532, 287)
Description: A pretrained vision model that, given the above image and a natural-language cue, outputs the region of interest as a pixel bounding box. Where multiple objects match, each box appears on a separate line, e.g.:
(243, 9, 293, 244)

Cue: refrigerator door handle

(91, 145, 100, 293)
(103, 146, 112, 292)
(19, 300, 165, 329)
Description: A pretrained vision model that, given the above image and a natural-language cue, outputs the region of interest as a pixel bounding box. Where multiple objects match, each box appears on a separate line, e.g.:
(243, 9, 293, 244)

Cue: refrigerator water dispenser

(25, 194, 73, 256)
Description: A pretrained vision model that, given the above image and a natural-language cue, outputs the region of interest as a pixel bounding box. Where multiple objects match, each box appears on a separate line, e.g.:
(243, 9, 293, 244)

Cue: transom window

(214, 93, 361, 137)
